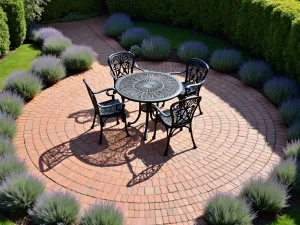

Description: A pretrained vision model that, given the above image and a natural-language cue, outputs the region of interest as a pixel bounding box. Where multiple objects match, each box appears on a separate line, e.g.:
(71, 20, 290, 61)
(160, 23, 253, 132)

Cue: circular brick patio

(14, 18, 287, 225)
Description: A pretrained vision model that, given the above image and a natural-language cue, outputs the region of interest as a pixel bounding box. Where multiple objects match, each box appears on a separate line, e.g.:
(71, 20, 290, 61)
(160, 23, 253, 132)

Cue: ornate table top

(116, 72, 183, 103)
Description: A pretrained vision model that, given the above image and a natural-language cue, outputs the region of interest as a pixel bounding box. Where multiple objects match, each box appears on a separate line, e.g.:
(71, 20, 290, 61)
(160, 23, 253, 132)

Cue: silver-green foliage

(141, 36, 171, 61)
(279, 99, 300, 127)
(130, 45, 142, 56)
(0, 153, 27, 181)
(284, 140, 300, 160)
(288, 121, 300, 141)
(43, 36, 72, 57)
(0, 112, 17, 138)
(210, 49, 242, 72)
(0, 92, 24, 119)
(0, 135, 16, 156)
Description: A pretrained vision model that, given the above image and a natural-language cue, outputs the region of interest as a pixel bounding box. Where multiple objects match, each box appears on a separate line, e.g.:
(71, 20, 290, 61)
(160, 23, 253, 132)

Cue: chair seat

(98, 99, 123, 116)
(178, 82, 198, 97)
(158, 109, 189, 127)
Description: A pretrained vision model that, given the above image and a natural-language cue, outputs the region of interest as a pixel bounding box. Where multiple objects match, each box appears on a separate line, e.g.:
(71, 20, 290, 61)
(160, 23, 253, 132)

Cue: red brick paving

(14, 17, 287, 224)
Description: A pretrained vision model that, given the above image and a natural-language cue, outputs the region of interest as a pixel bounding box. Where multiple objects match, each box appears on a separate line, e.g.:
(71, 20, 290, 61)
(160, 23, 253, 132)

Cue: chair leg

(189, 125, 197, 149)
(152, 114, 158, 140)
(116, 117, 120, 125)
(123, 114, 130, 137)
(121, 96, 125, 103)
(198, 103, 203, 115)
(99, 121, 104, 144)
(164, 129, 172, 156)
(162, 101, 165, 107)
(91, 112, 96, 129)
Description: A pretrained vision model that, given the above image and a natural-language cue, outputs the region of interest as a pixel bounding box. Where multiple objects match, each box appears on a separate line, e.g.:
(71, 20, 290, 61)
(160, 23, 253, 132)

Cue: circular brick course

(14, 18, 287, 225)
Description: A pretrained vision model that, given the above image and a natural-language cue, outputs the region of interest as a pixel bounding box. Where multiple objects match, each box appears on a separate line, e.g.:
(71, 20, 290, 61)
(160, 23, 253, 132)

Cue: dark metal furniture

(115, 71, 182, 140)
(169, 58, 209, 114)
(83, 79, 129, 144)
(152, 96, 201, 156)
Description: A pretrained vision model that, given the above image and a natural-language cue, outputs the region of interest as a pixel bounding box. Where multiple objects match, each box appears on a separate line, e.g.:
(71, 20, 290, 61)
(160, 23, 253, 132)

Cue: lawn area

(0, 44, 41, 89)
(136, 21, 236, 52)
(269, 208, 300, 225)
(0, 214, 15, 225)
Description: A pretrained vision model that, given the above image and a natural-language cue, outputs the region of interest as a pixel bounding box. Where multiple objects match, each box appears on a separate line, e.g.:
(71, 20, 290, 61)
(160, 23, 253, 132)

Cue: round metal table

(116, 71, 183, 140)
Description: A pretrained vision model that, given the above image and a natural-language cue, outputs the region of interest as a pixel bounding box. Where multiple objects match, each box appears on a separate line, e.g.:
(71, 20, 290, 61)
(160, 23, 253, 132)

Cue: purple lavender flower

(33, 27, 63, 44)
(104, 13, 133, 38)
(177, 41, 208, 63)
(120, 27, 150, 48)
(141, 36, 171, 61)
(210, 49, 242, 72)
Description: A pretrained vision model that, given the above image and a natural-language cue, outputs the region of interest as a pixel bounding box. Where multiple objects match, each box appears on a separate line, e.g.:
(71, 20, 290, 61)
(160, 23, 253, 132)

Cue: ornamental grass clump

(204, 194, 255, 225)
(4, 71, 43, 101)
(0, 153, 27, 181)
(241, 178, 289, 213)
(0, 113, 17, 138)
(239, 60, 273, 88)
(210, 49, 242, 72)
(30, 192, 80, 225)
(43, 36, 72, 57)
(31, 55, 66, 86)
(271, 159, 300, 190)
(104, 13, 133, 38)
(0, 173, 45, 216)
(80, 202, 124, 225)
(288, 121, 300, 141)
(130, 45, 142, 56)
(0, 135, 16, 156)
(0, 92, 24, 119)
(279, 99, 300, 127)
(120, 27, 150, 49)
(263, 77, 299, 106)
(33, 27, 63, 45)
(141, 36, 171, 61)
(177, 41, 208, 63)
(284, 140, 300, 160)
(62, 45, 97, 72)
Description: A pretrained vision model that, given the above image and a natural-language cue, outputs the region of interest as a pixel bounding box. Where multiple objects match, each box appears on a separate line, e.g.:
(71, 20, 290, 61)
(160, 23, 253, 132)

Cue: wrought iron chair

(169, 58, 209, 114)
(83, 79, 130, 144)
(152, 96, 201, 156)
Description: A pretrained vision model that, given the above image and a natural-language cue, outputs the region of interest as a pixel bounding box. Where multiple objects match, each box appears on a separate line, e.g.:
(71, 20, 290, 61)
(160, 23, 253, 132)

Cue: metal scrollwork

(171, 97, 199, 126)
(109, 52, 135, 79)
(186, 59, 209, 85)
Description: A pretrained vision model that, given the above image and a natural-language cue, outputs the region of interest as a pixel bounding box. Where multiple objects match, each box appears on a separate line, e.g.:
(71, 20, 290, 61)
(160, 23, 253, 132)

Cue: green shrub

(80, 202, 124, 225)
(130, 45, 142, 56)
(42, 0, 104, 21)
(104, 13, 133, 38)
(288, 121, 300, 141)
(0, 92, 24, 119)
(284, 140, 300, 160)
(31, 55, 66, 86)
(30, 192, 80, 225)
(0, 153, 27, 181)
(0, 135, 15, 156)
(23, 0, 49, 23)
(263, 77, 299, 106)
(141, 36, 171, 61)
(241, 178, 289, 213)
(0, 0, 26, 47)
(204, 194, 255, 225)
(210, 49, 242, 72)
(0, 8, 10, 57)
(62, 45, 97, 72)
(279, 99, 300, 126)
(4, 71, 43, 101)
(0, 173, 44, 216)
(120, 27, 149, 49)
(239, 60, 273, 88)
(271, 159, 300, 190)
(177, 41, 208, 63)
(0, 113, 16, 138)
(43, 36, 71, 57)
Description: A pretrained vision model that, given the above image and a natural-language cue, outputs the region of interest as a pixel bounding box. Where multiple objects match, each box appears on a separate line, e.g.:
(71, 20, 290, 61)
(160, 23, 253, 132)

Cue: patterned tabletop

(116, 71, 183, 103)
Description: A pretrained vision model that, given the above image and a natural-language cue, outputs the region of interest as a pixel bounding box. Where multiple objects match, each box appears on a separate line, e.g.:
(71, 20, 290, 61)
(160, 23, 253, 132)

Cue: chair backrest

(108, 51, 135, 79)
(170, 96, 201, 126)
(83, 79, 100, 115)
(185, 58, 209, 84)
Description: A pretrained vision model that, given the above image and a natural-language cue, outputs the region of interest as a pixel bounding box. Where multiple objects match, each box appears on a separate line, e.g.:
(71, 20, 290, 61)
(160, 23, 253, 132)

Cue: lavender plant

(288, 121, 300, 141)
(241, 178, 289, 212)
(239, 60, 273, 88)
(104, 13, 133, 38)
(30, 192, 80, 225)
(210, 49, 242, 72)
(0, 113, 17, 138)
(31, 55, 66, 85)
(0, 91, 24, 119)
(62, 45, 97, 72)
(130, 45, 142, 56)
(43, 36, 72, 57)
(204, 194, 255, 225)
(141, 36, 171, 61)
(279, 99, 300, 126)
(263, 77, 299, 106)
(4, 71, 43, 101)
(120, 27, 150, 49)
(0, 153, 27, 181)
(177, 41, 208, 63)
(0, 173, 44, 216)
(284, 140, 300, 160)
(0, 135, 16, 156)
(80, 202, 124, 225)
(33, 27, 63, 45)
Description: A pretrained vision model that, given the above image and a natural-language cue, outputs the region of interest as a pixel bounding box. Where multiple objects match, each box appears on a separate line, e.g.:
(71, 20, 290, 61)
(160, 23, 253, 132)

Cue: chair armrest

(98, 102, 125, 109)
(134, 63, 145, 71)
(167, 70, 186, 76)
(93, 88, 116, 95)
(186, 80, 205, 89)
(153, 105, 170, 117)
